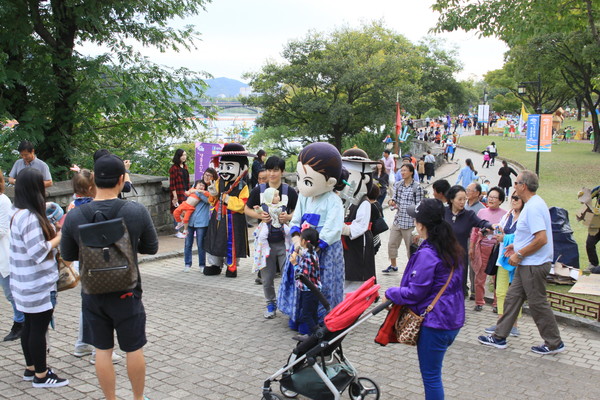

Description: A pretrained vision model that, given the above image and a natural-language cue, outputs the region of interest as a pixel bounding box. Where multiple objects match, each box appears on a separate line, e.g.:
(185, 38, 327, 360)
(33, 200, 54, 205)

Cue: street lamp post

(518, 73, 542, 176)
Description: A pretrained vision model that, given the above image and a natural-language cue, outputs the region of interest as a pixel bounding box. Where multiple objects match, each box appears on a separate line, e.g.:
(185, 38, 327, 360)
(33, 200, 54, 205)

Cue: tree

(244, 22, 423, 150)
(432, 0, 600, 152)
(0, 0, 212, 178)
(407, 38, 465, 117)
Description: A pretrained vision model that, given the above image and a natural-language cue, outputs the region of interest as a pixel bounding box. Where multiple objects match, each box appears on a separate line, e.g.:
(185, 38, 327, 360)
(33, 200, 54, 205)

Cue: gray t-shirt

(9, 157, 52, 181)
(60, 199, 159, 287)
(465, 200, 485, 214)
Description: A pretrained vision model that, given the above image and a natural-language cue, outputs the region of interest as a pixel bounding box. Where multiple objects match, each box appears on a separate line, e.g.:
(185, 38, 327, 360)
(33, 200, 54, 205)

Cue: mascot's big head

(340, 147, 377, 201)
(296, 142, 342, 198)
(212, 143, 255, 183)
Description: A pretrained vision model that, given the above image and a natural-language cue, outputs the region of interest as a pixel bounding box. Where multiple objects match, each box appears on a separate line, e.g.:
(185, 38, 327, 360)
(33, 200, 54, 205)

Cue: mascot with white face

(339, 147, 378, 293)
(278, 142, 345, 336)
(204, 143, 255, 277)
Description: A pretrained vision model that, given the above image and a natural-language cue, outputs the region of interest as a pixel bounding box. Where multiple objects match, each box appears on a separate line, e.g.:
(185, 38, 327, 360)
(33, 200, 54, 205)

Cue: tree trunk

(576, 96, 582, 121)
(583, 94, 600, 153)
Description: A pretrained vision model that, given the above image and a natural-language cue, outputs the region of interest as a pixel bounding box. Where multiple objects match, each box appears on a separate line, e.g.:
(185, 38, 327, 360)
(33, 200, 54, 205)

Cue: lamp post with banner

(518, 74, 544, 177)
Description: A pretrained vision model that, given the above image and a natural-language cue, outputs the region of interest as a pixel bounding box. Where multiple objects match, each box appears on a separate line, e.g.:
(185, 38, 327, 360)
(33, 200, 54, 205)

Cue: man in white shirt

(478, 170, 564, 355)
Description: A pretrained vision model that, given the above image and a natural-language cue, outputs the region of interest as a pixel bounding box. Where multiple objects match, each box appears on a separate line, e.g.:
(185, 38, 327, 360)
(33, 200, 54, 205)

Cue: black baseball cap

(94, 154, 125, 184)
(406, 198, 445, 225)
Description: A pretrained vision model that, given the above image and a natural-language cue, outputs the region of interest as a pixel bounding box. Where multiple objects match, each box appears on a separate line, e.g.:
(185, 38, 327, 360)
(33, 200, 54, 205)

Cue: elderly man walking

(478, 170, 565, 355)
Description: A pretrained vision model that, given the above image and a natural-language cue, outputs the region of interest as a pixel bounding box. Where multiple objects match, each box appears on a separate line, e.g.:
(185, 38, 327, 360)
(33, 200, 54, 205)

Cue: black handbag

(485, 243, 501, 275)
(371, 217, 389, 236)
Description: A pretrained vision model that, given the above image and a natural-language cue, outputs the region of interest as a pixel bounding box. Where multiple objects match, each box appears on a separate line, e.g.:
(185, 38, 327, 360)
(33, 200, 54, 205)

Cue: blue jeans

(298, 291, 319, 334)
(1, 274, 24, 323)
(184, 226, 207, 267)
(417, 326, 460, 400)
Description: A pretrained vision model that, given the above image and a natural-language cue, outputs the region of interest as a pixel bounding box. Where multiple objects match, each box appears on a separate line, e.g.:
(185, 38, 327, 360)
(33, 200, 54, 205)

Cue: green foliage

(424, 108, 444, 119)
(490, 93, 521, 113)
(341, 131, 389, 161)
(244, 22, 425, 150)
(0, 0, 213, 179)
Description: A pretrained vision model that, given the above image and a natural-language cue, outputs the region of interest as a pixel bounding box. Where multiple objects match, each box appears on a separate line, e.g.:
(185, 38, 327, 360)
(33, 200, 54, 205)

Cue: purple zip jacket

(385, 240, 465, 330)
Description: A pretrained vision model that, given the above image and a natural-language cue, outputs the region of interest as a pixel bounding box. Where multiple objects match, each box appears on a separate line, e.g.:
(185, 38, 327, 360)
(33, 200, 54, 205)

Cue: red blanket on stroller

(324, 277, 380, 332)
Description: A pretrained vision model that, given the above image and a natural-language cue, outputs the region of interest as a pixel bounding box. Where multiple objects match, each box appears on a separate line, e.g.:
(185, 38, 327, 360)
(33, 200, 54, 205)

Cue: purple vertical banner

(195, 142, 223, 181)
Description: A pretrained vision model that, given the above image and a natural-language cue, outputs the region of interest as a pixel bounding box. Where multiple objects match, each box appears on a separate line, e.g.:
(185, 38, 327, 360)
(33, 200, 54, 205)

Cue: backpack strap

(81, 200, 127, 223)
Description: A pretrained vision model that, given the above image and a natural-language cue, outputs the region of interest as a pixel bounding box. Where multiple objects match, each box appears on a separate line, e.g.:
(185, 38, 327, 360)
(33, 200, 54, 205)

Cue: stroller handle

(295, 273, 331, 311)
(371, 299, 394, 316)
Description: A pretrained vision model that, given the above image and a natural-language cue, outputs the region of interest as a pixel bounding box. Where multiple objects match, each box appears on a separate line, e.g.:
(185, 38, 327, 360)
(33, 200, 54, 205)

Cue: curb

(523, 305, 600, 334)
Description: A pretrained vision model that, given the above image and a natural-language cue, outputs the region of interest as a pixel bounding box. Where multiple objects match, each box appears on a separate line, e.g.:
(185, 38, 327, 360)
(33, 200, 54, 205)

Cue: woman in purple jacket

(385, 198, 465, 400)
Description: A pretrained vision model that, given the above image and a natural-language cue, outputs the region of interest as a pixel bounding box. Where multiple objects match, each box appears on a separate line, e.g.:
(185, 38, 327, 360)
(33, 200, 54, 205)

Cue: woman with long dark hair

(455, 158, 478, 188)
(373, 160, 389, 205)
(169, 148, 190, 238)
(384, 199, 465, 399)
(9, 168, 68, 388)
(250, 149, 267, 188)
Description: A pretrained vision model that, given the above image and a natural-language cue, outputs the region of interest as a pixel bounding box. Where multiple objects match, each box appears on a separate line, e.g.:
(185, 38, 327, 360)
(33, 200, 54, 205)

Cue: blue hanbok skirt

(278, 240, 345, 333)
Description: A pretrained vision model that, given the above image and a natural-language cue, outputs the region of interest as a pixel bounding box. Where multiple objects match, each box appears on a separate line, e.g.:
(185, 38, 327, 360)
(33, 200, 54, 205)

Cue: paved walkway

(2, 143, 599, 400)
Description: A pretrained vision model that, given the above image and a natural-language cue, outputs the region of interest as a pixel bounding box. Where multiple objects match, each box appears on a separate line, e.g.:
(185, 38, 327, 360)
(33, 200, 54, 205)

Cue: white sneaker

(175, 231, 187, 239)
(90, 351, 123, 365)
(73, 344, 94, 357)
(183, 266, 191, 273)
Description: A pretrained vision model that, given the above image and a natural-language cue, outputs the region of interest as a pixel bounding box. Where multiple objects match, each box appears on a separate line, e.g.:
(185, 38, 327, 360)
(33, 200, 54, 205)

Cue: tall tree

(432, 0, 600, 152)
(244, 22, 423, 150)
(0, 0, 212, 177)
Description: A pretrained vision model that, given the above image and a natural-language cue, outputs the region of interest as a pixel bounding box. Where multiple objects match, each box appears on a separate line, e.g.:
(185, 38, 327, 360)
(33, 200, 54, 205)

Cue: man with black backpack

(245, 156, 298, 319)
(60, 154, 158, 400)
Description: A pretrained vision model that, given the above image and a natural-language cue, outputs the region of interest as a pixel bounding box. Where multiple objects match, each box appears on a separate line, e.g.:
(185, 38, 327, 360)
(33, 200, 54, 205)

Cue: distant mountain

(204, 77, 249, 98)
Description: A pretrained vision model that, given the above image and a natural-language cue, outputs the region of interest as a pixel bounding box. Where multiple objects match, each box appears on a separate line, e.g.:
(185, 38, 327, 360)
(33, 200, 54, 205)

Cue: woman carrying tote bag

(383, 199, 464, 400)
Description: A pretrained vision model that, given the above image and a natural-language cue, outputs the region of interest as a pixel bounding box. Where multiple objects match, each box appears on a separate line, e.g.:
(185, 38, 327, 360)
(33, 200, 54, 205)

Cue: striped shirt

(9, 209, 57, 313)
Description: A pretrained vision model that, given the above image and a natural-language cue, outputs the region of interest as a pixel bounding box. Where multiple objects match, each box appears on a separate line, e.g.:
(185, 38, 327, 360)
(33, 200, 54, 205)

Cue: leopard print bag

(394, 269, 454, 346)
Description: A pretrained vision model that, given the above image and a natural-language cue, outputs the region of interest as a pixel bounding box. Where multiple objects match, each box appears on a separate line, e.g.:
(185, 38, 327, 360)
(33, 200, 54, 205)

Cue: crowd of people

(0, 135, 590, 400)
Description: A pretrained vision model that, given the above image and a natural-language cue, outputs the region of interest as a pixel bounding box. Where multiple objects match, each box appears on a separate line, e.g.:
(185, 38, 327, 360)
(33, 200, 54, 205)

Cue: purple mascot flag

(195, 142, 223, 181)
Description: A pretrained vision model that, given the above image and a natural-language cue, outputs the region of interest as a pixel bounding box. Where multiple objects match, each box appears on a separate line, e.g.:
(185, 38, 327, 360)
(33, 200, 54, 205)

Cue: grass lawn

(459, 133, 600, 305)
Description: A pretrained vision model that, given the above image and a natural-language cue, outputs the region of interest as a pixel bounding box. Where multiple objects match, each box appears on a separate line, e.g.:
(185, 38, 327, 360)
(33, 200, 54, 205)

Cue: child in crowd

(481, 179, 491, 203)
(254, 187, 286, 228)
(174, 180, 210, 232)
(482, 151, 491, 168)
(290, 227, 321, 341)
(252, 187, 290, 272)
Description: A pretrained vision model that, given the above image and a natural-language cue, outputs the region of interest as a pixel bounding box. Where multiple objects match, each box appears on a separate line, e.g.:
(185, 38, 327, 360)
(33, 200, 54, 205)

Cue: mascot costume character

(339, 147, 378, 293)
(278, 142, 345, 336)
(204, 143, 255, 277)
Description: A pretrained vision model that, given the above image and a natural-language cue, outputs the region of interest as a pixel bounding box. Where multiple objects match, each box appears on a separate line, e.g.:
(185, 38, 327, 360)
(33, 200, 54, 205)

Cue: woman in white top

(0, 171, 25, 341)
(9, 168, 68, 388)
(486, 142, 497, 166)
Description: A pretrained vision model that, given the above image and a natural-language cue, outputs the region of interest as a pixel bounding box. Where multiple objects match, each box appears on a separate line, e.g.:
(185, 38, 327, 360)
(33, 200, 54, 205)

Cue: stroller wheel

(261, 393, 283, 400)
(279, 383, 298, 398)
(348, 377, 380, 400)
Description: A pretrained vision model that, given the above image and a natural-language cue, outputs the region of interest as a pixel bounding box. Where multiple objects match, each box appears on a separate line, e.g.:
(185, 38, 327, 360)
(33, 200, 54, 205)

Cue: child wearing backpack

(290, 227, 321, 341)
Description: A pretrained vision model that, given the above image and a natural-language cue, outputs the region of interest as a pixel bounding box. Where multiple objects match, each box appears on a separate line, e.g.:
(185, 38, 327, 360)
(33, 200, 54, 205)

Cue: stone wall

(4, 174, 173, 233)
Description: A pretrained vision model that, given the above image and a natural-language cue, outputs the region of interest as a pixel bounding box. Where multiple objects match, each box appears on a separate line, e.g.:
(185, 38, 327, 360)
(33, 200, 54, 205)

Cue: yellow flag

(520, 103, 529, 122)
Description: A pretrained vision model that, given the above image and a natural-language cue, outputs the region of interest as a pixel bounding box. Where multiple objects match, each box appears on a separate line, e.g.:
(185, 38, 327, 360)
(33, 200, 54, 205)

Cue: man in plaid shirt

(383, 163, 424, 273)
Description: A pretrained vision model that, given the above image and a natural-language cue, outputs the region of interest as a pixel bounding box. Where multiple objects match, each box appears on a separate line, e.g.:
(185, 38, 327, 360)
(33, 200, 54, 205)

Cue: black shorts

(82, 291, 147, 352)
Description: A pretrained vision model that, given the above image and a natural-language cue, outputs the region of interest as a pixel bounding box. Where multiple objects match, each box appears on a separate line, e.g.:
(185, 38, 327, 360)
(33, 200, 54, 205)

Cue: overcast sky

(80, 0, 508, 82)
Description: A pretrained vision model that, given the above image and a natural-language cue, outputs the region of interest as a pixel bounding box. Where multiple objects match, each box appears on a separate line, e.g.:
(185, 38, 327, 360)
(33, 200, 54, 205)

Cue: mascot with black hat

(204, 143, 255, 277)
(340, 147, 379, 293)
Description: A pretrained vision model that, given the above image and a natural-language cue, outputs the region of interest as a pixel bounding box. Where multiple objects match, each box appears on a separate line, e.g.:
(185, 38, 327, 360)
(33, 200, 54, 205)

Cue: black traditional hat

(341, 147, 379, 164)
(211, 142, 256, 159)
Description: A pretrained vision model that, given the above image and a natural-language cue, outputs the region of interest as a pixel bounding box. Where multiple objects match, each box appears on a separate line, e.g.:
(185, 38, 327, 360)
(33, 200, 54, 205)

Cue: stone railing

(3, 174, 173, 233)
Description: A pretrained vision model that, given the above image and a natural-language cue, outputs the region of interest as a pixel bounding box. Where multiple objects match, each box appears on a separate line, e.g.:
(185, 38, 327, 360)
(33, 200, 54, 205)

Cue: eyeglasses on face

(487, 196, 500, 200)
(514, 181, 524, 186)
(511, 196, 520, 201)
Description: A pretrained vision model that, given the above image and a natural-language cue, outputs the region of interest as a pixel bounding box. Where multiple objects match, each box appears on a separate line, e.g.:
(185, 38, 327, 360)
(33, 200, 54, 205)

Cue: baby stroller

(261, 276, 388, 400)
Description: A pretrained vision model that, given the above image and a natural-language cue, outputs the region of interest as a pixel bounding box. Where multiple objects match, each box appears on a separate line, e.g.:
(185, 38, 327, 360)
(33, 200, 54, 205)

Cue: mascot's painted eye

(304, 179, 313, 187)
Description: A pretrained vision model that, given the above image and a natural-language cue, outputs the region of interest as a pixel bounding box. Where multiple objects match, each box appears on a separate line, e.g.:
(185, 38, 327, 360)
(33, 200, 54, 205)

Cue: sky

(80, 0, 509, 83)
